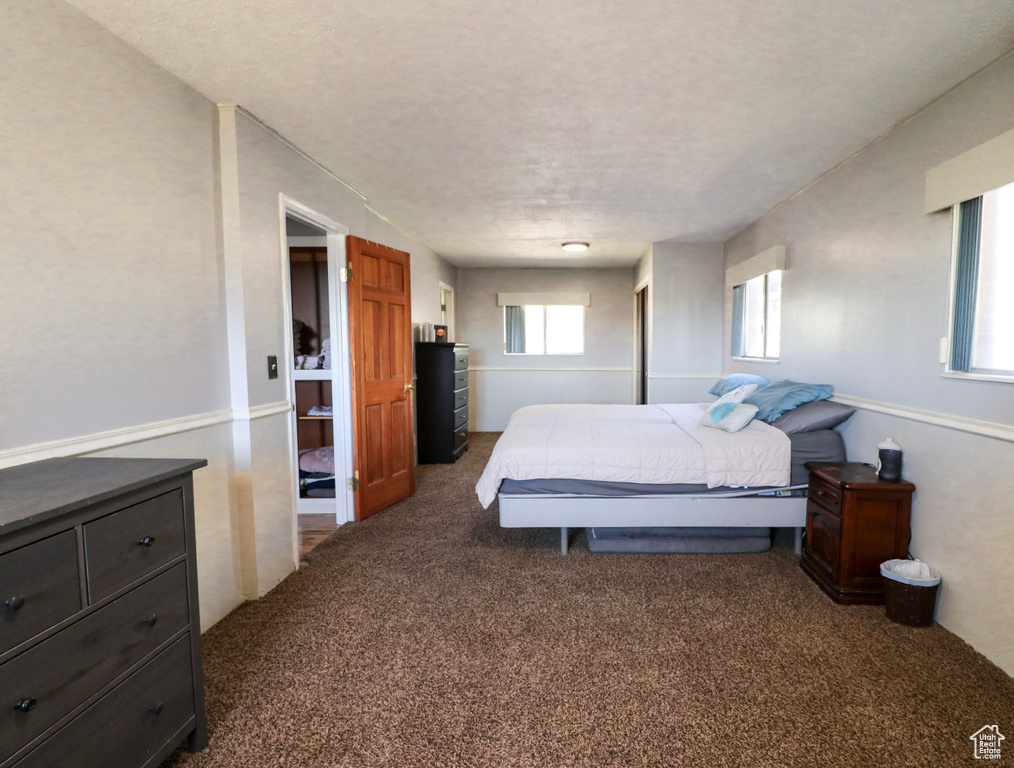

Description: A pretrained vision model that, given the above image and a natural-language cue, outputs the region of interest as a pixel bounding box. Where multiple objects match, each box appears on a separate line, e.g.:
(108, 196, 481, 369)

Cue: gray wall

(457, 268, 634, 430)
(1, 0, 457, 631)
(1, 0, 229, 447)
(365, 209, 457, 334)
(724, 50, 1014, 675)
(642, 243, 724, 403)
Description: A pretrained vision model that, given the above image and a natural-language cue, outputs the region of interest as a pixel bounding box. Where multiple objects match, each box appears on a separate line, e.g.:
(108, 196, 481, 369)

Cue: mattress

(476, 403, 793, 508)
(498, 429, 844, 497)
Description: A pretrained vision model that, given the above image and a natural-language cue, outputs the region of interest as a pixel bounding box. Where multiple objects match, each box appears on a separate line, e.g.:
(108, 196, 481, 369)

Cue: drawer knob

(137, 536, 156, 547)
(14, 697, 36, 713)
(149, 701, 164, 716)
(142, 613, 159, 627)
(4, 595, 25, 611)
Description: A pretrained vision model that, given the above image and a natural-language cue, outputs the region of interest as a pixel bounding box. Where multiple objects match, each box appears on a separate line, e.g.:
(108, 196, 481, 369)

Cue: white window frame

(727, 246, 784, 363)
(503, 304, 585, 356)
(942, 182, 1014, 384)
(731, 270, 782, 362)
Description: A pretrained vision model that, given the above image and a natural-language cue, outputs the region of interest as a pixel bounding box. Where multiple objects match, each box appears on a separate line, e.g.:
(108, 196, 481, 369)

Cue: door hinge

(340, 267, 352, 283)
(347, 477, 359, 491)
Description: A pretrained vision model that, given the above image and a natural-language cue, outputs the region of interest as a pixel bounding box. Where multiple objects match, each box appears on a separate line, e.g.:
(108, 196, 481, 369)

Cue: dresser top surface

(0, 457, 207, 536)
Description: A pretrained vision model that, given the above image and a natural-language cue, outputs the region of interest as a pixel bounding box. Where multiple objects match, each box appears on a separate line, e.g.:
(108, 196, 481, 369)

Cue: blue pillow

(709, 374, 770, 397)
(744, 380, 833, 422)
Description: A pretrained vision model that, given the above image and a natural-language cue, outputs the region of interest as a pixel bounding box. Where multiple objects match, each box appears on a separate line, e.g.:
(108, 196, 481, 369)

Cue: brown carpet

(166, 432, 1013, 768)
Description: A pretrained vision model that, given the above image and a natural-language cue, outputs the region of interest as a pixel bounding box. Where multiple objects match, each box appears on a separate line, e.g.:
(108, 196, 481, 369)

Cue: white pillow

(707, 383, 759, 412)
(700, 402, 759, 433)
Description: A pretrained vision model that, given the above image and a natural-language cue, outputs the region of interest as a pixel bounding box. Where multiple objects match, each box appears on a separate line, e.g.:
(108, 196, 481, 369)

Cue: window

(732, 270, 781, 359)
(504, 305, 584, 355)
(949, 181, 1014, 377)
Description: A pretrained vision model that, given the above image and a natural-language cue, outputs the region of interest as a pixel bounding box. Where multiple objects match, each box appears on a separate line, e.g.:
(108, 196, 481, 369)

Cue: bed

(475, 379, 854, 554)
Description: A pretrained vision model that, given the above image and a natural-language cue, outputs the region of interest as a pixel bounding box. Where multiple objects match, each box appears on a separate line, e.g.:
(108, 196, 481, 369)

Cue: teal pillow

(708, 374, 770, 397)
(744, 380, 833, 422)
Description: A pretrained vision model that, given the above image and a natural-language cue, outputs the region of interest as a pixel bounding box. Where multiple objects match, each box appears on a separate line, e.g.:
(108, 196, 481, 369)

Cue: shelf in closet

(293, 369, 331, 381)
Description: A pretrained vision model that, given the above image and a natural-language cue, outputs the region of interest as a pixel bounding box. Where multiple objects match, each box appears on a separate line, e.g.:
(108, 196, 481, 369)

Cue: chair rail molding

(0, 402, 291, 468)
(832, 394, 1014, 443)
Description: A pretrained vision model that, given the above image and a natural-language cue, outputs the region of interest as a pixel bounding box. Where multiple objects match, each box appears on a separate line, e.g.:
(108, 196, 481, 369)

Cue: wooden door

(347, 236, 415, 519)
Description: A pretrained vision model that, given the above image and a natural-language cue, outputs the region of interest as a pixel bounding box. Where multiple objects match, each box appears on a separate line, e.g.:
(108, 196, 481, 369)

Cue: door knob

(405, 384, 416, 392)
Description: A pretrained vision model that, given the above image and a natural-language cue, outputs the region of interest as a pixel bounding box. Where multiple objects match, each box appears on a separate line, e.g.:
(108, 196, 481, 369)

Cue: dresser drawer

(0, 564, 189, 757)
(453, 425, 468, 453)
(452, 369, 469, 391)
(83, 490, 186, 602)
(1, 532, 81, 656)
(452, 405, 468, 431)
(453, 348, 469, 371)
(453, 387, 469, 410)
(808, 476, 842, 513)
(13, 634, 195, 768)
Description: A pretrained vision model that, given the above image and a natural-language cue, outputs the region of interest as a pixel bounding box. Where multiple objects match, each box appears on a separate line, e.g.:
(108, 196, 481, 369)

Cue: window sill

(732, 356, 781, 364)
(941, 370, 1014, 385)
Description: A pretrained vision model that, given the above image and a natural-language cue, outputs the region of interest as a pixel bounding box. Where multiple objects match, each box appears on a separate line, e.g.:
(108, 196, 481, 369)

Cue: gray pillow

(770, 400, 856, 434)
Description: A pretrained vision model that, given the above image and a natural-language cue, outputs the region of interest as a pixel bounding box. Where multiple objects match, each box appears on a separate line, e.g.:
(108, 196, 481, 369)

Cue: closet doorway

(438, 281, 455, 339)
(280, 198, 354, 557)
(634, 283, 649, 404)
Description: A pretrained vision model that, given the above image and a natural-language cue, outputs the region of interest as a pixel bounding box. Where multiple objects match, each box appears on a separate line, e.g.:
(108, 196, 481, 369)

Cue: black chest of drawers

(0, 457, 207, 768)
(415, 342, 469, 463)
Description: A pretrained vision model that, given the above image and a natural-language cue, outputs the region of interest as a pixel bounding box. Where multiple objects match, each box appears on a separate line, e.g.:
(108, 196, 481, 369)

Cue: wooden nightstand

(800, 462, 916, 605)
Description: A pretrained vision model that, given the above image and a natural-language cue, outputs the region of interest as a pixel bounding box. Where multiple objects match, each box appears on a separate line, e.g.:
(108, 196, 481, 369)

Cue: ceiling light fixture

(561, 242, 589, 252)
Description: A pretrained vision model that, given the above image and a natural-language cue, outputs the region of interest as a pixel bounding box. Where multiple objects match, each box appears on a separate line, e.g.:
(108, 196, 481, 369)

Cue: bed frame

(498, 486, 808, 555)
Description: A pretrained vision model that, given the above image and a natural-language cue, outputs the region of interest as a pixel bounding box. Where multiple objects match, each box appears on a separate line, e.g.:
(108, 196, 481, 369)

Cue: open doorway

(634, 284, 649, 404)
(439, 281, 455, 340)
(280, 197, 354, 560)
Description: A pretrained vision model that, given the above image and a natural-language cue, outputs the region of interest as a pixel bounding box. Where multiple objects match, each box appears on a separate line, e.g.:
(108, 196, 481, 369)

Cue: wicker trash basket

(881, 559, 941, 627)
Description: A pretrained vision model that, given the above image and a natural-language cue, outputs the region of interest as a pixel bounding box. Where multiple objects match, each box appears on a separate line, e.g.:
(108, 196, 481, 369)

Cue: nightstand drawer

(453, 349, 469, 371)
(1, 532, 81, 655)
(0, 564, 189, 758)
(805, 502, 841, 577)
(12, 635, 195, 768)
(453, 369, 469, 390)
(453, 387, 469, 409)
(808, 476, 842, 513)
(84, 490, 186, 602)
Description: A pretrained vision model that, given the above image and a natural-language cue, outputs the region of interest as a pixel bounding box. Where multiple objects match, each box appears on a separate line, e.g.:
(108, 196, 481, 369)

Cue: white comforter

(474, 403, 791, 508)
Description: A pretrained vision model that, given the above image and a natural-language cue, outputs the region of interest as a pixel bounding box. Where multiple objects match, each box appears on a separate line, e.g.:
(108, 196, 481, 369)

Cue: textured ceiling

(67, 0, 1014, 267)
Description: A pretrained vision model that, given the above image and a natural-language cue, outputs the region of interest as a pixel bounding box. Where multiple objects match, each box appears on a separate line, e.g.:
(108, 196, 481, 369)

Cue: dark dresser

(800, 461, 915, 605)
(415, 342, 469, 463)
(0, 457, 207, 768)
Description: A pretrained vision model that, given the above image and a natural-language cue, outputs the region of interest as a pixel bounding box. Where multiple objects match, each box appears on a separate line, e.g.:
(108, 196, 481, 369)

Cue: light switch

(267, 356, 278, 379)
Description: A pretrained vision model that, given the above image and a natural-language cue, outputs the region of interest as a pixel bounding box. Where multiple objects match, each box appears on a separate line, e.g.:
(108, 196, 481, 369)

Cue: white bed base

(498, 486, 808, 555)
